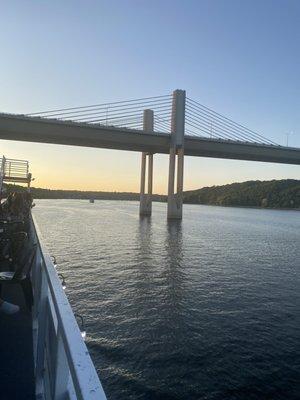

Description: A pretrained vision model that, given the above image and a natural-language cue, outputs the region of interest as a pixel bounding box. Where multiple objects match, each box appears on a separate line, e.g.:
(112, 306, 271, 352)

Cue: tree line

(183, 179, 300, 209)
(4, 179, 299, 209)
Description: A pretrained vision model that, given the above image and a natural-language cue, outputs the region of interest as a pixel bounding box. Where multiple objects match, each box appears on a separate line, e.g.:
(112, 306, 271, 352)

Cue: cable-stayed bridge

(0, 89, 299, 218)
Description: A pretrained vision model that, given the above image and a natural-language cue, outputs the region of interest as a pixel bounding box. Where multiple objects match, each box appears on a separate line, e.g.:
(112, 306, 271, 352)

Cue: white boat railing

(0, 156, 30, 180)
(31, 215, 107, 400)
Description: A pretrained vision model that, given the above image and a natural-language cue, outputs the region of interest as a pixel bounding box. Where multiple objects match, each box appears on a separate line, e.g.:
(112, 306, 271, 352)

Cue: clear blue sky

(0, 0, 299, 192)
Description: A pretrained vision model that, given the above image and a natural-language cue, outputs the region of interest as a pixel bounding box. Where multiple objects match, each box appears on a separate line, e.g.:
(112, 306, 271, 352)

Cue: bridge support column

(167, 90, 186, 219)
(140, 110, 154, 216)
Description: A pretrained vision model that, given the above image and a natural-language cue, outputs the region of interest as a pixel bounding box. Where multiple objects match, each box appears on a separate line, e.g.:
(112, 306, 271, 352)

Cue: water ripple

(34, 200, 300, 400)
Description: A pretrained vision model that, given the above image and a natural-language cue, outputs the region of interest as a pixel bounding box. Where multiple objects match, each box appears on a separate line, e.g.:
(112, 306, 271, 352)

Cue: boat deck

(0, 280, 35, 400)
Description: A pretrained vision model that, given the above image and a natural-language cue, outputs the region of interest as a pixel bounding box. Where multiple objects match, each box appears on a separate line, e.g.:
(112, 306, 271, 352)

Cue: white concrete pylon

(167, 89, 186, 219)
(140, 109, 154, 216)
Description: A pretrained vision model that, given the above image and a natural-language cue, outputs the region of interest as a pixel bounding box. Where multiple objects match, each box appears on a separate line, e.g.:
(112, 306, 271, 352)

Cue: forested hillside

(183, 180, 300, 209)
(4, 184, 166, 202)
(4, 179, 299, 209)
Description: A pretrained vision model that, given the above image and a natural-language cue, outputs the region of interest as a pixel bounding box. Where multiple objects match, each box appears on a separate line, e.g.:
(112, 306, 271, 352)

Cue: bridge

(0, 90, 299, 218)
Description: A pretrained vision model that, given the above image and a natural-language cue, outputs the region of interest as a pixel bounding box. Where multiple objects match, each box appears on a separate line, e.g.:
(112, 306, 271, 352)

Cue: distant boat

(89, 199, 94, 203)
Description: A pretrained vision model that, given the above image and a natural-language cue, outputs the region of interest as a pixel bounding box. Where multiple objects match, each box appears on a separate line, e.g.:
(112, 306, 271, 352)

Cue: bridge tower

(139, 109, 154, 216)
(167, 89, 186, 219)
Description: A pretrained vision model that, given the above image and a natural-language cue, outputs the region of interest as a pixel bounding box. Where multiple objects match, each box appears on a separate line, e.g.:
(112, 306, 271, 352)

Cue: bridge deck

(0, 113, 299, 165)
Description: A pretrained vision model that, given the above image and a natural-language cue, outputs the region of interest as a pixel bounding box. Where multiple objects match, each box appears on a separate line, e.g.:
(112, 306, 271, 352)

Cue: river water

(33, 200, 300, 400)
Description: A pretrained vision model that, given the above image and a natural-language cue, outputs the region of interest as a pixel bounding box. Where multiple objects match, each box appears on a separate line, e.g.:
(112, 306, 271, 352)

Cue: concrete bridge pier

(167, 89, 186, 219)
(140, 109, 154, 216)
(167, 147, 184, 219)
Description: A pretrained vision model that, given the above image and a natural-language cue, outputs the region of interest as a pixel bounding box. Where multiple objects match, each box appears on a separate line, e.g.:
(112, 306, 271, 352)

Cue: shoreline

(34, 197, 300, 212)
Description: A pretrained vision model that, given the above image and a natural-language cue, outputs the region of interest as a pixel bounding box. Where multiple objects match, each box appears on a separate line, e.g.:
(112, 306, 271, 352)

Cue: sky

(0, 0, 299, 193)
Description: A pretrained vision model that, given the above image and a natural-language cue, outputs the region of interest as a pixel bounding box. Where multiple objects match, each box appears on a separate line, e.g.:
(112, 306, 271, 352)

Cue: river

(33, 200, 300, 400)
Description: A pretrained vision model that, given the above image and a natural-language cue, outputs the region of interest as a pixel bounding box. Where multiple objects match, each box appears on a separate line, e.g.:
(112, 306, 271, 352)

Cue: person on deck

(0, 297, 19, 315)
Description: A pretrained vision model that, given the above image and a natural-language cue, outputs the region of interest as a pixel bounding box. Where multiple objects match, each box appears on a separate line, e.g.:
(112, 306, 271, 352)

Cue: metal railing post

(32, 247, 42, 359)
(53, 330, 70, 399)
(0, 156, 6, 197)
(35, 264, 48, 398)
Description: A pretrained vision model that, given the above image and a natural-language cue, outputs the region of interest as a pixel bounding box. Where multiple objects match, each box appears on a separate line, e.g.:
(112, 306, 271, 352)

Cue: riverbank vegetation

(183, 179, 299, 209)
(4, 179, 299, 209)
